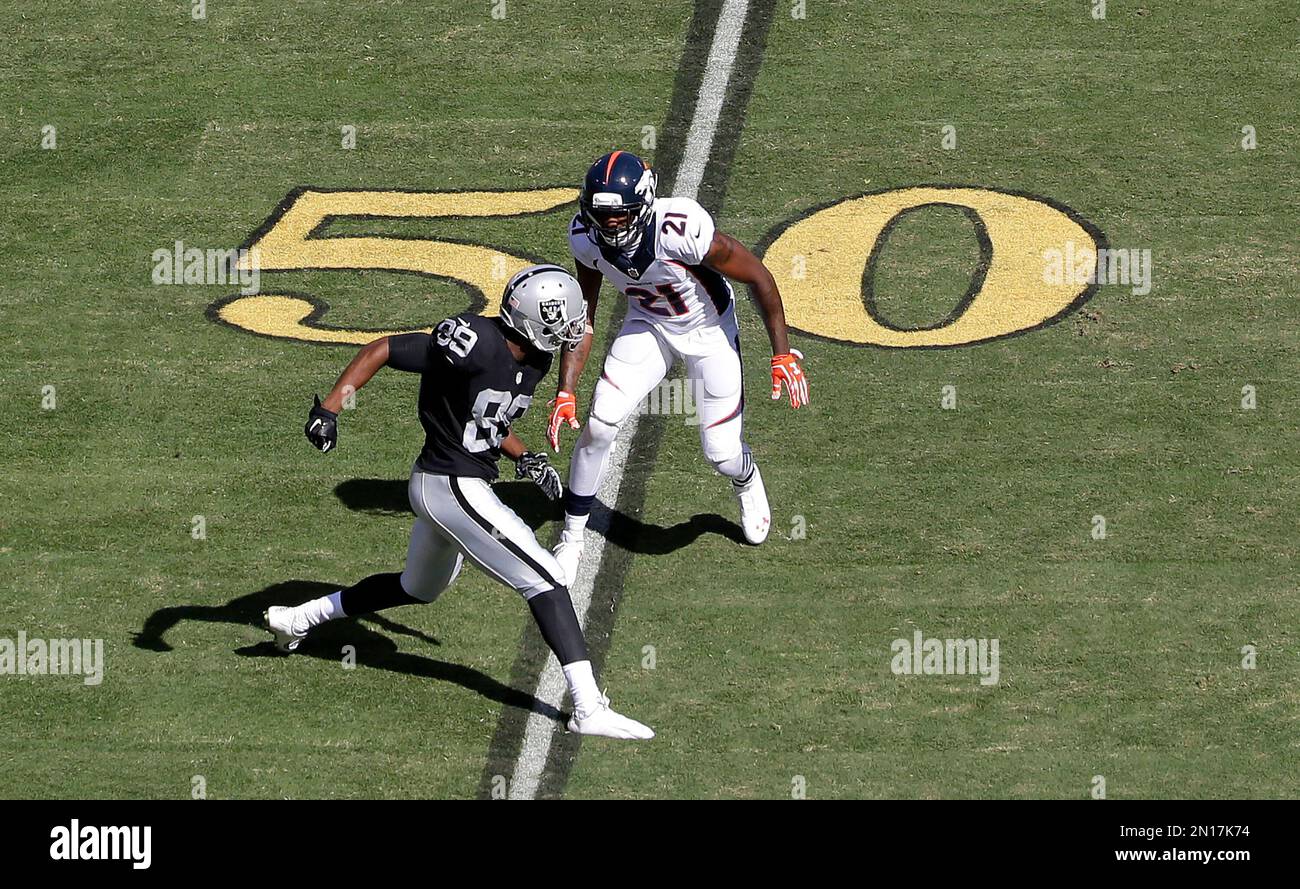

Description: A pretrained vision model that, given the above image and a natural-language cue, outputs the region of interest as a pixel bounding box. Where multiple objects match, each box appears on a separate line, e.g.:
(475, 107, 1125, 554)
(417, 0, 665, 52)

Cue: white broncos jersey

(569, 196, 735, 330)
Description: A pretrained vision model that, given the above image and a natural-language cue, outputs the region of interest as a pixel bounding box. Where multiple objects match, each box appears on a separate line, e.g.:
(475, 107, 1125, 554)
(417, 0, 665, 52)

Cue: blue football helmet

(579, 150, 657, 252)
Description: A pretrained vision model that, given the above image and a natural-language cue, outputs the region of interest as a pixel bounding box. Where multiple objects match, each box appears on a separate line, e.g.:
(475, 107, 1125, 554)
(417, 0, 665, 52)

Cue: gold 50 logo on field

(209, 185, 1103, 348)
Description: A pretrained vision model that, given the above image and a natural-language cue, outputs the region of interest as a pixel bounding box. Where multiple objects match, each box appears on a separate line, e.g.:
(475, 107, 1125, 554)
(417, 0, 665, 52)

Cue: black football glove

(516, 451, 562, 501)
(304, 395, 339, 452)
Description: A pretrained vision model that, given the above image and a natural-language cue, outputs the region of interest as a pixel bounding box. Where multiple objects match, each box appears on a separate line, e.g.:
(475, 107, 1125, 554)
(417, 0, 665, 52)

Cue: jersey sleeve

(386, 332, 433, 373)
(657, 198, 716, 265)
(568, 214, 599, 270)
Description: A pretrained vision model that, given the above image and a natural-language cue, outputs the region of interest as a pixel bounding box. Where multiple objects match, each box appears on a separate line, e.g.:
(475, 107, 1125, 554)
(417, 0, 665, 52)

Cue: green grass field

(2, 0, 1296, 799)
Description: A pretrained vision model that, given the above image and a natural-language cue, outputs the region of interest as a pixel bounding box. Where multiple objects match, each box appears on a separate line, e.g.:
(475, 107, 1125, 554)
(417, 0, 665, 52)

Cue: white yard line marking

(508, 0, 752, 800)
(673, 0, 750, 202)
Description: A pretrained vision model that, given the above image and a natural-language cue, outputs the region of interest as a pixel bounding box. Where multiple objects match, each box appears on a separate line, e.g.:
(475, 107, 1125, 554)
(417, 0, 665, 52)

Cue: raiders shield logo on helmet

(538, 299, 564, 326)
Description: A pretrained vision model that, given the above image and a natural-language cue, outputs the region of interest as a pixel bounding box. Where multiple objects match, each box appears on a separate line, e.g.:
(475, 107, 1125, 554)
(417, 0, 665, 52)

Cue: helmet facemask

(581, 166, 657, 253)
(516, 309, 586, 353)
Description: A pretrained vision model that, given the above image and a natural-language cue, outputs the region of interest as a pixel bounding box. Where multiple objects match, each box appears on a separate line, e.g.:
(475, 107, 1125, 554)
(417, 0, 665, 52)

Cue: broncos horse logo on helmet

(579, 150, 657, 252)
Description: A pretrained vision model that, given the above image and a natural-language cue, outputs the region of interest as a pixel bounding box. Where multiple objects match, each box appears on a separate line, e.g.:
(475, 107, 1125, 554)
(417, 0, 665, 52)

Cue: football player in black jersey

(266, 264, 653, 740)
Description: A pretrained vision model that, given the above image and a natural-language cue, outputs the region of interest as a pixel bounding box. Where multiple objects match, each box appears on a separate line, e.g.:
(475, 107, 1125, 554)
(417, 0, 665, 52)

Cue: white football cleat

(567, 694, 654, 740)
(552, 531, 585, 587)
(264, 605, 307, 653)
(732, 465, 771, 544)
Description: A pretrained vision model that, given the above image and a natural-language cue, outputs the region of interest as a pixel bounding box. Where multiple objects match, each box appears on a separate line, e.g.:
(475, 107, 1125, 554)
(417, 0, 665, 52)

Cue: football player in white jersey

(546, 150, 810, 584)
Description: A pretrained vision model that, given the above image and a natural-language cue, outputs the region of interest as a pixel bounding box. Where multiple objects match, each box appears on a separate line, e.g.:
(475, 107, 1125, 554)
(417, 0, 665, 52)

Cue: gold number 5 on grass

(210, 187, 577, 345)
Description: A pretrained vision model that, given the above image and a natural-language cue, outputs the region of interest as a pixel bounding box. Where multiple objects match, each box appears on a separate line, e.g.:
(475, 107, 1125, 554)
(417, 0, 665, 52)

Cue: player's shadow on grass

(133, 580, 561, 721)
(606, 511, 747, 553)
(334, 477, 745, 552)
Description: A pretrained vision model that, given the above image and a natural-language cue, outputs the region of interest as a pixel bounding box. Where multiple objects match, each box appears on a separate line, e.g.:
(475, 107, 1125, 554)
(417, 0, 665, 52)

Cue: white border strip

(508, 0, 751, 800)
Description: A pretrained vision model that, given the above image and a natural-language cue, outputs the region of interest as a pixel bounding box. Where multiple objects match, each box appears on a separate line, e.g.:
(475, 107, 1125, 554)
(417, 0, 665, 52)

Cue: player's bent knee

(518, 579, 557, 600)
(399, 570, 443, 603)
(579, 414, 620, 450)
(518, 555, 567, 600)
(400, 553, 463, 603)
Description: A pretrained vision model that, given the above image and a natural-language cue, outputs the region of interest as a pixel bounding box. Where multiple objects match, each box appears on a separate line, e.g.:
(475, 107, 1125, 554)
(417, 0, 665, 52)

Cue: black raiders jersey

(387, 314, 551, 479)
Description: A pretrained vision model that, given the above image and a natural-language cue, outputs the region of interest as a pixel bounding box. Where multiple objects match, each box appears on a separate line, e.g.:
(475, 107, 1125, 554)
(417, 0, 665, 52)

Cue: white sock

(562, 659, 601, 718)
(293, 591, 344, 633)
(562, 515, 589, 540)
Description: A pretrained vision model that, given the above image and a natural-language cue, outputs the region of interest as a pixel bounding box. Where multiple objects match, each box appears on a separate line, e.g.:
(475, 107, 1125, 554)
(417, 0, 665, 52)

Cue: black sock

(527, 586, 589, 665)
(339, 572, 423, 616)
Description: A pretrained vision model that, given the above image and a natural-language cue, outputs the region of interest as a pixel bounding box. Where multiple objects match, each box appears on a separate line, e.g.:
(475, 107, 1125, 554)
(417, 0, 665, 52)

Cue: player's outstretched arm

(321, 337, 391, 412)
(704, 232, 810, 409)
(304, 336, 392, 451)
(548, 263, 602, 451)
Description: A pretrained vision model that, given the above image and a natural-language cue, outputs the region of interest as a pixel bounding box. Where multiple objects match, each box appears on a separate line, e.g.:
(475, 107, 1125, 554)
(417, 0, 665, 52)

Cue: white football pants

(567, 306, 753, 502)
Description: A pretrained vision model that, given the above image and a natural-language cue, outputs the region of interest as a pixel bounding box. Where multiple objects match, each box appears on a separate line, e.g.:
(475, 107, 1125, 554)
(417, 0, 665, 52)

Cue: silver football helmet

(499, 264, 587, 353)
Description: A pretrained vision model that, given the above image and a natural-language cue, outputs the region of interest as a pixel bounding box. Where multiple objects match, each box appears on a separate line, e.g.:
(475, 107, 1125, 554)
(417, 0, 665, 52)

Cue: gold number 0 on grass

(762, 186, 1104, 349)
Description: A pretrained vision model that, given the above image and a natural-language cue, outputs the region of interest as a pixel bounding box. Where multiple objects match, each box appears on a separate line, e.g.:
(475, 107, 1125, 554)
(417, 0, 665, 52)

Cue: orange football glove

(771, 349, 809, 408)
(547, 390, 580, 452)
